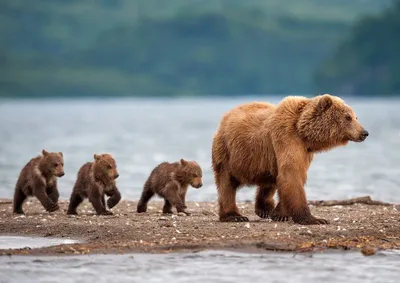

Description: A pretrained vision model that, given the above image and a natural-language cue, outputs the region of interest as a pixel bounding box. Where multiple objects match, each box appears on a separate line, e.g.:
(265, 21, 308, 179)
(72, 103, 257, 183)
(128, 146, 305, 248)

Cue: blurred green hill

(315, 0, 400, 96)
(0, 0, 393, 97)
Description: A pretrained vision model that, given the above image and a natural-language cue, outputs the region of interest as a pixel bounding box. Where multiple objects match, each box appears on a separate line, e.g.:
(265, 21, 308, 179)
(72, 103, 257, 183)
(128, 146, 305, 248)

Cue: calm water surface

(0, 96, 399, 282)
(0, 250, 399, 283)
(1, 96, 400, 203)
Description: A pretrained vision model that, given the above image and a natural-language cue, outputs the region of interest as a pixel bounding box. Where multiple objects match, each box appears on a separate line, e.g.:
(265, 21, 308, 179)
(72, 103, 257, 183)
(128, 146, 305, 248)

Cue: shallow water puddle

(0, 236, 79, 249)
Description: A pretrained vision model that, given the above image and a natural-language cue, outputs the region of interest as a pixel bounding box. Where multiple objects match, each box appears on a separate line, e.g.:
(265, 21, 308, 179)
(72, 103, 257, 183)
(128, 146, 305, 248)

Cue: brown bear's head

(40, 149, 65, 178)
(297, 94, 369, 152)
(93, 153, 119, 183)
(179, 158, 203, 189)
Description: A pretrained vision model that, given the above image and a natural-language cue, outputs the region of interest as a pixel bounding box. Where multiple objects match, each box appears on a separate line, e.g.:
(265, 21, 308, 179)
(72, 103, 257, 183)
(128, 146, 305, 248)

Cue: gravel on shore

(0, 198, 399, 256)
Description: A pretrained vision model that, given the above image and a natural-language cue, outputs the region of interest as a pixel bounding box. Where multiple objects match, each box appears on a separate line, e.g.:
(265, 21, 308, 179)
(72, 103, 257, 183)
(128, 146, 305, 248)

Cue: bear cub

(67, 153, 121, 215)
(137, 159, 203, 215)
(13, 149, 65, 214)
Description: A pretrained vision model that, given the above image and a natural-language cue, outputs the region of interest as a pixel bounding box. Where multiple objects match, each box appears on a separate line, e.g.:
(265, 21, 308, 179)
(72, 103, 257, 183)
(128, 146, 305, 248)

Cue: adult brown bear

(211, 94, 368, 225)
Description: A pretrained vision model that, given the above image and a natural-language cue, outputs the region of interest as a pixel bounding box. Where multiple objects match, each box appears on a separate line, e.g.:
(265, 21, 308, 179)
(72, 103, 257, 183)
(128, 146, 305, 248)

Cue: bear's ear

(94, 154, 101, 161)
(316, 95, 333, 114)
(180, 158, 188, 166)
(58, 152, 63, 157)
(42, 149, 49, 156)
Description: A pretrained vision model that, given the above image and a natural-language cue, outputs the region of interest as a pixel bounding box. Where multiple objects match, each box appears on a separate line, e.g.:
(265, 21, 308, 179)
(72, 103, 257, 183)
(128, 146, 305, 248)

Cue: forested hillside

(0, 0, 392, 97)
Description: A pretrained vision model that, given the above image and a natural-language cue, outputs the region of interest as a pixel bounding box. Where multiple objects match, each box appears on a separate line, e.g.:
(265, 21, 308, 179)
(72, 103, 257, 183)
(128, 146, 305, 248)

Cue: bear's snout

(192, 181, 203, 189)
(357, 130, 369, 142)
(114, 173, 119, 179)
(59, 172, 65, 177)
(361, 130, 369, 139)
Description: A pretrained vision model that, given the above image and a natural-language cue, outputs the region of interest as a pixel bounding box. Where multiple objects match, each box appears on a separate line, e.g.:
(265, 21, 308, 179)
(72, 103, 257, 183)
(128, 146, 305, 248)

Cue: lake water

(1, 250, 399, 283)
(1, 96, 400, 282)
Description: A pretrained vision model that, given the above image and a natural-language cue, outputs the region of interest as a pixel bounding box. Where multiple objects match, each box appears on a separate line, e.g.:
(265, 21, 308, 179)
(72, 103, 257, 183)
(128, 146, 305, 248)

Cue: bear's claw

(47, 203, 59, 213)
(98, 210, 113, 216)
(255, 209, 271, 219)
(221, 216, 249, 222)
(271, 214, 289, 222)
(294, 216, 330, 225)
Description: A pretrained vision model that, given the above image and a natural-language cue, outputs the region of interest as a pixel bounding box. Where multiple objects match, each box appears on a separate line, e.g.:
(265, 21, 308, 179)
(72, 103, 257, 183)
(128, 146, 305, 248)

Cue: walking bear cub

(13, 149, 65, 214)
(67, 153, 121, 215)
(137, 159, 203, 215)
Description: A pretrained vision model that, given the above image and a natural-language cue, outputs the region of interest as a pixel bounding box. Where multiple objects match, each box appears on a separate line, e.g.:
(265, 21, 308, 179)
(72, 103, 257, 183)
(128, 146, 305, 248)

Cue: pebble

(361, 246, 377, 256)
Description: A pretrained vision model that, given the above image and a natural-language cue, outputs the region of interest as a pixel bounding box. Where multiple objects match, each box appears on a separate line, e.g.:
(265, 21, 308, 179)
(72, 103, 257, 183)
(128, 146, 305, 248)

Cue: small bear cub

(137, 159, 203, 215)
(13, 149, 65, 214)
(67, 153, 121, 215)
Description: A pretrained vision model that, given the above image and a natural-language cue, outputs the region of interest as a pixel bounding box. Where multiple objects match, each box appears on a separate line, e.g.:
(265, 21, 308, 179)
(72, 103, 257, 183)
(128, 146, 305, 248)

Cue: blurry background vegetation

(0, 0, 398, 98)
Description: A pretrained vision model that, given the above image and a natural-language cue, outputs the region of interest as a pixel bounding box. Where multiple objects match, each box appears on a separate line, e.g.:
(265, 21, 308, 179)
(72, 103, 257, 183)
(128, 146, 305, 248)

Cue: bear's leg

(277, 173, 329, 225)
(106, 188, 121, 209)
(271, 201, 290, 222)
(101, 195, 106, 208)
(33, 185, 59, 213)
(89, 191, 113, 215)
(162, 199, 173, 214)
(47, 186, 59, 204)
(163, 184, 190, 215)
(137, 182, 155, 213)
(179, 191, 187, 209)
(13, 188, 26, 214)
(217, 172, 248, 222)
(67, 192, 84, 215)
(255, 184, 277, 219)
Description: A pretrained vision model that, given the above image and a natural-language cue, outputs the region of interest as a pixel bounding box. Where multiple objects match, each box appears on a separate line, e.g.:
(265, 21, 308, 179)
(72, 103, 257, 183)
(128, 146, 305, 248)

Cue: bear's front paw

(293, 215, 329, 225)
(137, 204, 147, 213)
(255, 208, 273, 219)
(47, 203, 59, 213)
(220, 215, 249, 222)
(98, 210, 113, 216)
(180, 210, 191, 216)
(13, 209, 25, 215)
(271, 213, 289, 222)
(66, 210, 78, 215)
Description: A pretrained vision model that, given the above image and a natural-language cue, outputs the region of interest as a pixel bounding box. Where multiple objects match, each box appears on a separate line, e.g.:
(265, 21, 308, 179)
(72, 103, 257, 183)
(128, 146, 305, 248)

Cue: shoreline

(1, 198, 399, 256)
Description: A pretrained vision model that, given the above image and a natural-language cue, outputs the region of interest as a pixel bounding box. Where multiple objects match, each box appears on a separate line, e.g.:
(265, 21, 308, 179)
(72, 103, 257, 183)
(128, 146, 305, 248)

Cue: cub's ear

(58, 152, 63, 157)
(42, 149, 49, 156)
(316, 94, 333, 113)
(94, 154, 101, 161)
(180, 158, 188, 166)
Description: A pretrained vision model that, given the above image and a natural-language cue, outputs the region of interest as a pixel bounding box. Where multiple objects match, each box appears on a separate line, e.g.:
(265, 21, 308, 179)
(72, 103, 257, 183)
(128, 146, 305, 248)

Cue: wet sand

(0, 198, 399, 256)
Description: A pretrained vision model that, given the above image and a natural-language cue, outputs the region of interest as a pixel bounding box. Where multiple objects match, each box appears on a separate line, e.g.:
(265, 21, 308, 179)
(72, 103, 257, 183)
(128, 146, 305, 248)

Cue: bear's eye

(345, 115, 352, 121)
(107, 164, 112, 169)
(53, 163, 58, 167)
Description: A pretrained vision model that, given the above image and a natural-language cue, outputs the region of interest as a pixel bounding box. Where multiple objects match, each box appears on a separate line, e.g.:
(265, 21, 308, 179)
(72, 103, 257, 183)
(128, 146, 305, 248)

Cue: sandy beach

(0, 197, 399, 256)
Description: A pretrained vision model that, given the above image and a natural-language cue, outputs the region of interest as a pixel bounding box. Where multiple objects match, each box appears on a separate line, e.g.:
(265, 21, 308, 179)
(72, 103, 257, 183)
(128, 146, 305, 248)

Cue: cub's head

(93, 153, 119, 180)
(41, 149, 65, 177)
(180, 158, 203, 189)
(297, 94, 369, 152)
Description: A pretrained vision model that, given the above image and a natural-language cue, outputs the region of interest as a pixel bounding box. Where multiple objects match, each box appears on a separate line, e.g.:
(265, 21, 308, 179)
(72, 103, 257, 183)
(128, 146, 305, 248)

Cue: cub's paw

(47, 203, 60, 213)
(98, 210, 114, 216)
(66, 210, 78, 215)
(137, 206, 147, 213)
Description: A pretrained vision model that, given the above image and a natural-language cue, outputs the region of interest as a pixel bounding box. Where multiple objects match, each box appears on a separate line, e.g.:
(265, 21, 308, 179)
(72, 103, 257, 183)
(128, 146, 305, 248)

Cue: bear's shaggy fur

(211, 94, 369, 225)
(67, 153, 121, 215)
(137, 159, 203, 215)
(13, 149, 65, 214)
